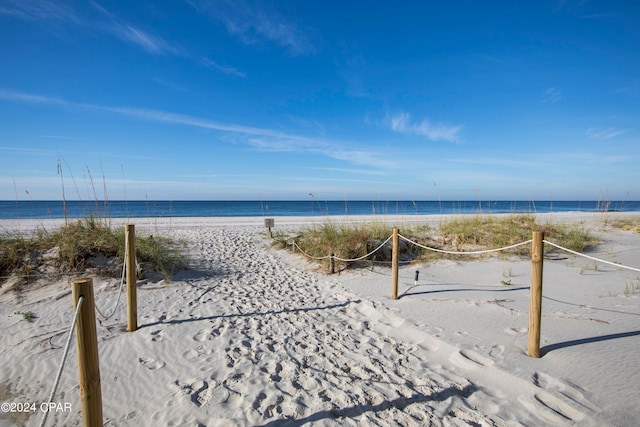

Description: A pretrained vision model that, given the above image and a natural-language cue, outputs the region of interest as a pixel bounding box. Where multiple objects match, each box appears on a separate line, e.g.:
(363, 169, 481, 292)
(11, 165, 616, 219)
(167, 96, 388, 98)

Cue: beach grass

(607, 216, 640, 234)
(274, 220, 413, 269)
(0, 217, 185, 284)
(277, 214, 598, 270)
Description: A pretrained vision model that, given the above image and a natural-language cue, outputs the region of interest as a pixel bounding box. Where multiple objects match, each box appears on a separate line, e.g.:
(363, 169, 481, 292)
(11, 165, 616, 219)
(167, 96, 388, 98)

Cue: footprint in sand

(191, 381, 213, 407)
(450, 349, 495, 370)
(252, 392, 267, 410)
(319, 389, 333, 402)
(182, 345, 212, 362)
(489, 344, 505, 359)
(518, 391, 586, 424)
(193, 329, 213, 342)
(505, 326, 527, 336)
(532, 371, 596, 410)
(175, 379, 215, 407)
(138, 356, 165, 370)
(150, 329, 164, 342)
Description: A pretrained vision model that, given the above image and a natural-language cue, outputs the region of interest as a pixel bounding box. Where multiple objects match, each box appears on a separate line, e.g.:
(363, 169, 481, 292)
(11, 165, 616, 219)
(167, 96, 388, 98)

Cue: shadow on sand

(140, 300, 361, 329)
(541, 330, 640, 356)
(400, 284, 529, 298)
(254, 384, 477, 427)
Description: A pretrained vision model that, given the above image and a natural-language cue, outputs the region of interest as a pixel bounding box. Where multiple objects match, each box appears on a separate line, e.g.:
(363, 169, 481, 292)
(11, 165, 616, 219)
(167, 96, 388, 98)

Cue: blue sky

(1, 0, 638, 201)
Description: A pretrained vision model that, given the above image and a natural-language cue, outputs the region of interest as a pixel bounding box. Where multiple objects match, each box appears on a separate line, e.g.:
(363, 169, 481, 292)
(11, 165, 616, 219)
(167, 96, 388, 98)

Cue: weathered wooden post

(71, 278, 103, 427)
(391, 228, 399, 300)
(264, 218, 274, 238)
(126, 224, 137, 332)
(329, 252, 335, 274)
(528, 231, 544, 358)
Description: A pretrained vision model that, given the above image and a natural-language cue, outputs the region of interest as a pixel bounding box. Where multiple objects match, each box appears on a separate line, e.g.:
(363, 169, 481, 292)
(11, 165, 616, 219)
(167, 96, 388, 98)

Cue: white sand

(1, 212, 639, 426)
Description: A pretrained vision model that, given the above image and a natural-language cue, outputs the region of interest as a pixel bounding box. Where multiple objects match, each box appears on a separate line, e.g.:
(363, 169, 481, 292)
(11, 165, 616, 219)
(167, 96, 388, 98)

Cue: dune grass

(275, 214, 598, 271)
(607, 217, 640, 234)
(0, 217, 186, 285)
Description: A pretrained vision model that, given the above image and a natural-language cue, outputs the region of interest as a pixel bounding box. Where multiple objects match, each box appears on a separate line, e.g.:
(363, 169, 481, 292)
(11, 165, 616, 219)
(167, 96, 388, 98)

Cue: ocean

(1, 200, 639, 220)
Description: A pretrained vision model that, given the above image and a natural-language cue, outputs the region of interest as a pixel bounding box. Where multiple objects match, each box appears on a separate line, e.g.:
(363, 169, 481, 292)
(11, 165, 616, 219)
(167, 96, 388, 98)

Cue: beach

(1, 212, 639, 426)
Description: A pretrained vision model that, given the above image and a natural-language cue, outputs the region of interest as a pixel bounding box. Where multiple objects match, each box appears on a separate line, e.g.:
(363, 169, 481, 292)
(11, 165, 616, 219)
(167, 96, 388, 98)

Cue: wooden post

(528, 231, 544, 358)
(329, 252, 335, 274)
(71, 278, 103, 427)
(391, 228, 399, 300)
(264, 218, 274, 238)
(126, 224, 137, 332)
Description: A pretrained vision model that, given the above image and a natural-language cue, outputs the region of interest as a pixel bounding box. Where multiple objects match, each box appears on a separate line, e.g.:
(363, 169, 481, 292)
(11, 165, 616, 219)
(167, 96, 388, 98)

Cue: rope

(334, 235, 393, 262)
(290, 241, 332, 261)
(290, 235, 394, 263)
(94, 236, 128, 320)
(39, 296, 84, 427)
(399, 234, 533, 255)
(543, 240, 640, 273)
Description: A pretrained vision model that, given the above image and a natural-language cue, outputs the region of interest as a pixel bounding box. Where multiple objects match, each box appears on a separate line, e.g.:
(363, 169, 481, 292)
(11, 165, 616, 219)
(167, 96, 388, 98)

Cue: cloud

(387, 112, 463, 142)
(0, 146, 57, 155)
(586, 127, 628, 140)
(0, 89, 393, 169)
(115, 24, 180, 55)
(88, 3, 184, 56)
(200, 58, 247, 78)
(0, 0, 79, 23)
(187, 0, 314, 55)
(0, 89, 70, 106)
(542, 87, 564, 103)
(1, 1, 241, 76)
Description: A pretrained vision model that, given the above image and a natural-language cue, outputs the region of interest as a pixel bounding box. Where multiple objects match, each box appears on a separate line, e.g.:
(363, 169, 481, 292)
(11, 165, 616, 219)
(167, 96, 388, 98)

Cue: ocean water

(1, 200, 639, 220)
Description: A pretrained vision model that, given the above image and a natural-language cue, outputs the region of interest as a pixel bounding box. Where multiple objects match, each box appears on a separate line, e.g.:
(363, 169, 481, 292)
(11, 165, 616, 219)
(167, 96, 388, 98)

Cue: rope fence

(38, 296, 84, 427)
(286, 226, 639, 358)
(543, 240, 640, 273)
(30, 225, 138, 427)
(288, 232, 639, 275)
(399, 234, 532, 255)
(37, 277, 107, 427)
(94, 237, 128, 320)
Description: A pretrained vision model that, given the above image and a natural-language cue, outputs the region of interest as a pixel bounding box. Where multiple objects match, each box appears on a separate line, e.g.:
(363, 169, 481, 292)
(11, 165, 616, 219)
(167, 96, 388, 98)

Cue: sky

(0, 0, 639, 201)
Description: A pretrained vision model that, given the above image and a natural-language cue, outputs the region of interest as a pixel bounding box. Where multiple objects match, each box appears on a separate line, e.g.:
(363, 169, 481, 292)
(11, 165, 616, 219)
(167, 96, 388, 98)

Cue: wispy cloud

(286, 115, 326, 134)
(115, 24, 181, 55)
(0, 0, 79, 23)
(1, 0, 179, 56)
(586, 127, 628, 140)
(187, 0, 314, 55)
(307, 167, 388, 176)
(386, 112, 463, 142)
(0, 89, 393, 169)
(1, 1, 243, 76)
(0, 89, 69, 106)
(542, 87, 564, 103)
(200, 58, 247, 78)
(0, 145, 57, 155)
(89, 3, 184, 56)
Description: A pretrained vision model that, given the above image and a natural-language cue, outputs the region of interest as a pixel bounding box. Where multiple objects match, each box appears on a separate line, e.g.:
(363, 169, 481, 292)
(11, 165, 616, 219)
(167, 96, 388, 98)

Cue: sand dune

(1, 213, 639, 426)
